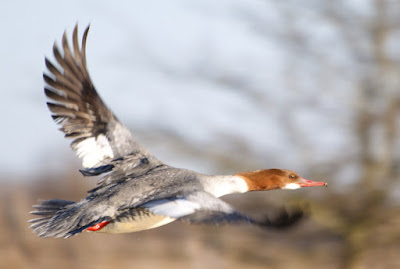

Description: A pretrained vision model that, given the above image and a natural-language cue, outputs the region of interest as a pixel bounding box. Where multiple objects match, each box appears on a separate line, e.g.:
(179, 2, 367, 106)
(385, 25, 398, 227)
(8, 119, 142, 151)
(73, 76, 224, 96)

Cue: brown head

(235, 169, 327, 191)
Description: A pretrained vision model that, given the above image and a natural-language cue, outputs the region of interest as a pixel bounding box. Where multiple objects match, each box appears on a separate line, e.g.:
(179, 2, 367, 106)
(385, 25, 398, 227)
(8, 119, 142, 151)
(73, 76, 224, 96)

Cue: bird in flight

(30, 25, 327, 238)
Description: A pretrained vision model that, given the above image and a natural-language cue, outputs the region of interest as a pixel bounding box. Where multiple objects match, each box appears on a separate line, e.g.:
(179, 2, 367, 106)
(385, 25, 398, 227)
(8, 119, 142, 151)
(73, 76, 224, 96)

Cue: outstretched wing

(143, 191, 304, 228)
(44, 24, 160, 171)
(142, 192, 257, 225)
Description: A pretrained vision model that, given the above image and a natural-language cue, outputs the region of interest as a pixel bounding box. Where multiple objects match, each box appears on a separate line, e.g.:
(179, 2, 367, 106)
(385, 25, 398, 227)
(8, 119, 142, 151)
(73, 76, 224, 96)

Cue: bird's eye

(289, 174, 297, 180)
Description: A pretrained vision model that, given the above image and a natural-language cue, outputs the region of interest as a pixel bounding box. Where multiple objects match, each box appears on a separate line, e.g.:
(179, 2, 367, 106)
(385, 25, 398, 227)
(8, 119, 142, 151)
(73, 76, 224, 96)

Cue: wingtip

(258, 207, 305, 229)
(73, 22, 79, 33)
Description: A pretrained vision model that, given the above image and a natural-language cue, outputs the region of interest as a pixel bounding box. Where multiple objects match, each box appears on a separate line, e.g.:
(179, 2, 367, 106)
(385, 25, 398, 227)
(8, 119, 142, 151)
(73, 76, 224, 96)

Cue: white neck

(198, 175, 249, 197)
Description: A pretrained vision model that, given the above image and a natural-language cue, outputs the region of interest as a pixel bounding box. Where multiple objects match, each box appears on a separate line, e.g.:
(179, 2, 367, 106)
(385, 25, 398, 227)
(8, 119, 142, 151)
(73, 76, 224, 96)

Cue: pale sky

(0, 1, 376, 185)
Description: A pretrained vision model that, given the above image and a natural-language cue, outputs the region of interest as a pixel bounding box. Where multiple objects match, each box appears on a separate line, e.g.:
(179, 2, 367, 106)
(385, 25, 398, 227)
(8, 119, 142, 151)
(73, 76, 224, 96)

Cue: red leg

(86, 221, 110, 231)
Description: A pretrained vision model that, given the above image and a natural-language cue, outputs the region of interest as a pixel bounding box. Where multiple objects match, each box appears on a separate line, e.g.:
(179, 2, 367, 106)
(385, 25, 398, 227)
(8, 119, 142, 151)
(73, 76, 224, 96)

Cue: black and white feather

(44, 24, 160, 174)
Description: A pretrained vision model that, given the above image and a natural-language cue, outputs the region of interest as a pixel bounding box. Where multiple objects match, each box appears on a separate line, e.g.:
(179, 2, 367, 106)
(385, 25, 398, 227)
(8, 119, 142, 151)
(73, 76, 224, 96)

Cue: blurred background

(1, 0, 400, 268)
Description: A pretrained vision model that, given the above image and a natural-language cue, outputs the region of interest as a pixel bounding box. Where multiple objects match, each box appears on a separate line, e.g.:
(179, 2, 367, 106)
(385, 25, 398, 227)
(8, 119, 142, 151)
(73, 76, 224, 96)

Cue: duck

(29, 25, 327, 238)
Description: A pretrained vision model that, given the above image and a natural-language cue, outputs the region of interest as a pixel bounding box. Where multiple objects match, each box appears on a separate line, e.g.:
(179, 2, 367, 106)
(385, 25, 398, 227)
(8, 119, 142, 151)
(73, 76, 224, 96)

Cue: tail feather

(29, 199, 80, 238)
(29, 199, 113, 238)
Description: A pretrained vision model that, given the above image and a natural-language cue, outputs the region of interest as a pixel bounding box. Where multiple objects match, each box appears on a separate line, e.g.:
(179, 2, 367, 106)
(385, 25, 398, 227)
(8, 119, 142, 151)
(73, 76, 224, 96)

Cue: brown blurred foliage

(0, 168, 399, 269)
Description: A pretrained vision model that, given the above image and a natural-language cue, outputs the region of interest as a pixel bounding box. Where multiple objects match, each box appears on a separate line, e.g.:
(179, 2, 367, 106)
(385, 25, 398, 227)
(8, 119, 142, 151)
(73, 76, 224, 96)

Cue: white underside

(94, 215, 176, 234)
(148, 217, 176, 229)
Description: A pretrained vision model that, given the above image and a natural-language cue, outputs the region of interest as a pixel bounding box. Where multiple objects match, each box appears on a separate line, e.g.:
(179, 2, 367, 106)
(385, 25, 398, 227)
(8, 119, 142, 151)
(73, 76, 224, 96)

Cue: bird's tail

(29, 199, 88, 238)
(30, 199, 112, 238)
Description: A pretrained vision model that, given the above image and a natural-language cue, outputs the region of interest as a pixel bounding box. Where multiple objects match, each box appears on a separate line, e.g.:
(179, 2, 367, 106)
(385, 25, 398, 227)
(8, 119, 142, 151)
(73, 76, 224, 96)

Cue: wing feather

(44, 24, 161, 175)
(143, 192, 304, 229)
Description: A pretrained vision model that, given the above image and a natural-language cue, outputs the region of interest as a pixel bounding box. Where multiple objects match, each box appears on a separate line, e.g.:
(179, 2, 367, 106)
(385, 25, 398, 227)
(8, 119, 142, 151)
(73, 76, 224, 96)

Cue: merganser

(29, 25, 327, 238)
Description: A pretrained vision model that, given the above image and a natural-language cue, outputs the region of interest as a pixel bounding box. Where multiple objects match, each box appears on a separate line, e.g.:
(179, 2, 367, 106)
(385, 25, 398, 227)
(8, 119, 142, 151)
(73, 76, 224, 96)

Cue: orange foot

(86, 221, 110, 231)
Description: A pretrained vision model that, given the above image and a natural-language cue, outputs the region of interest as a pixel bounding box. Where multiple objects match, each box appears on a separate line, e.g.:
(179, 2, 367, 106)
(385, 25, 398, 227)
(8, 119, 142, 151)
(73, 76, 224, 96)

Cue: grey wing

(142, 191, 257, 225)
(143, 191, 304, 228)
(183, 206, 305, 228)
(44, 24, 161, 173)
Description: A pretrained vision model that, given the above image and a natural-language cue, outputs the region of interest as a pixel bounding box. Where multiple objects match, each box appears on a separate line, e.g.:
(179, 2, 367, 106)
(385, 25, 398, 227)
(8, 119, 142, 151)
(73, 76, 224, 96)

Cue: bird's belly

(94, 208, 176, 234)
